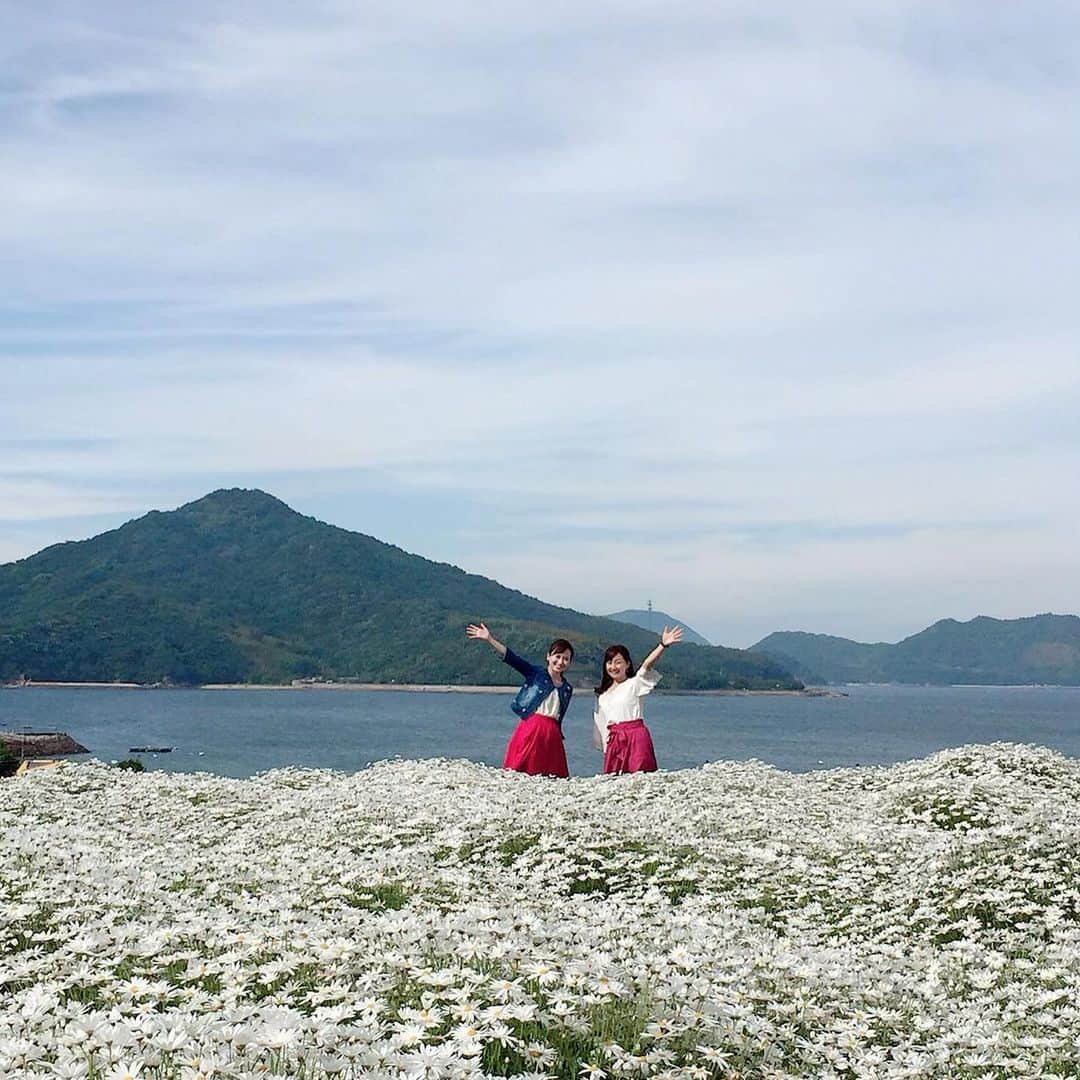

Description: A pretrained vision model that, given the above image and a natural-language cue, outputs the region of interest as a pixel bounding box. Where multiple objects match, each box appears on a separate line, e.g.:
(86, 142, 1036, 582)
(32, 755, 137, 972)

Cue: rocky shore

(0, 731, 90, 756)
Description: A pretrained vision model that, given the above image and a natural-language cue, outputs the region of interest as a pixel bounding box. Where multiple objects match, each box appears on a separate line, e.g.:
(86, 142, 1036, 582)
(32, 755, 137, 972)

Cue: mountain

(748, 632, 885, 685)
(605, 609, 712, 647)
(0, 489, 801, 690)
(752, 614, 1080, 685)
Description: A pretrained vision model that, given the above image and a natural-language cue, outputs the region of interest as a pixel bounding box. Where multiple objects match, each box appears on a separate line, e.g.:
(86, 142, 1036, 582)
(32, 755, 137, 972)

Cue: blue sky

(3, 2, 1079, 647)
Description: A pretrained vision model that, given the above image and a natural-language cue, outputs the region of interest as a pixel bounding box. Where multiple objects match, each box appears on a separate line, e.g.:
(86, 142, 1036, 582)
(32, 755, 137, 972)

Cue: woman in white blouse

(593, 625, 683, 773)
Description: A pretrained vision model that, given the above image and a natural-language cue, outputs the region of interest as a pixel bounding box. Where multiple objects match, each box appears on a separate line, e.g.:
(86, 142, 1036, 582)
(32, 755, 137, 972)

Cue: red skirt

(602, 718, 658, 774)
(503, 713, 569, 777)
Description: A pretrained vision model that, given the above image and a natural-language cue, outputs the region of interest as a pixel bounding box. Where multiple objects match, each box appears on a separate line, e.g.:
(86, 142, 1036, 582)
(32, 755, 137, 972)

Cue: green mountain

(753, 614, 1080, 685)
(605, 609, 712, 647)
(0, 489, 801, 690)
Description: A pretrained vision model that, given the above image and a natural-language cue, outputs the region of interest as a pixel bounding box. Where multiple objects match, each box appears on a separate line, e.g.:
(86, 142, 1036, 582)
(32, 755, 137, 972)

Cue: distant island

(0, 489, 800, 691)
(605, 609, 712, 647)
(752, 614, 1080, 686)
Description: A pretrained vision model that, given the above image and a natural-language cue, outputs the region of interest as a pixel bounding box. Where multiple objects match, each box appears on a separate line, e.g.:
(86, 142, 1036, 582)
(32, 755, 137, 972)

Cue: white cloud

(2, 1, 1079, 643)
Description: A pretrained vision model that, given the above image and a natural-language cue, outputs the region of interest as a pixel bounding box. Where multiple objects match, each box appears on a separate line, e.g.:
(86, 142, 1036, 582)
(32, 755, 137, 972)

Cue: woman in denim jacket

(466, 622, 574, 777)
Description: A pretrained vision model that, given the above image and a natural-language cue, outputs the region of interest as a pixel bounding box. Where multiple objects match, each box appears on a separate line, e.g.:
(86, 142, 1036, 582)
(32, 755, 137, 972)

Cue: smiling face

(605, 648, 632, 684)
(547, 648, 573, 680)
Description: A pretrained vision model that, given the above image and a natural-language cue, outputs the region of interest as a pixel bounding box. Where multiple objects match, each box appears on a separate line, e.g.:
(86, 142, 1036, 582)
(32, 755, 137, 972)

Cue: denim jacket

(504, 647, 573, 727)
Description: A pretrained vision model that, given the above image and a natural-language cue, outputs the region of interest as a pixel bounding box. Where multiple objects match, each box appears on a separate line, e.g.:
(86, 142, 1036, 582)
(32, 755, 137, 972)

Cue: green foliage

(345, 882, 410, 911)
(7, 904, 57, 953)
(498, 834, 541, 864)
(113, 758, 146, 772)
(0, 488, 801, 689)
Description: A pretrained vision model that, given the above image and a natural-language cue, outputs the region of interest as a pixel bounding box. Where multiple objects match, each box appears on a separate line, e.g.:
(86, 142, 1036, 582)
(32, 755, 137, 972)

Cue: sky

(2, 1, 1079, 649)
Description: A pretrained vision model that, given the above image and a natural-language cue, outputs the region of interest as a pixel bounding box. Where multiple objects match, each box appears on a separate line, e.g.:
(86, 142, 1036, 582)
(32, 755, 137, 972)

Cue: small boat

(128, 746, 174, 753)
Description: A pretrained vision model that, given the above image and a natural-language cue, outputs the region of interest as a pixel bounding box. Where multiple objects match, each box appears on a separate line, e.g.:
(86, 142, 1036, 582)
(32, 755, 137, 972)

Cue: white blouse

(535, 688, 562, 718)
(593, 668, 661, 751)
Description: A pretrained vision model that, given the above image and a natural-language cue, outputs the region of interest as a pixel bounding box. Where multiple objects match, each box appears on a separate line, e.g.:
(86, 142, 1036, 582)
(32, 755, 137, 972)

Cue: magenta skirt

(503, 713, 569, 777)
(602, 718, 658, 774)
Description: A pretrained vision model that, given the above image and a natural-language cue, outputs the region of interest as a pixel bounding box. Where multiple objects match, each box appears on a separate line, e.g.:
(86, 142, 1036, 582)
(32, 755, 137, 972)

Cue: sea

(3, 683, 1079, 778)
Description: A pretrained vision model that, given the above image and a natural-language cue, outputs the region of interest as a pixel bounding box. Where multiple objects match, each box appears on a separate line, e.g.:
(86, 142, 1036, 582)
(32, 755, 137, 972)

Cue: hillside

(604, 609, 712, 646)
(0, 489, 800, 689)
(753, 614, 1080, 685)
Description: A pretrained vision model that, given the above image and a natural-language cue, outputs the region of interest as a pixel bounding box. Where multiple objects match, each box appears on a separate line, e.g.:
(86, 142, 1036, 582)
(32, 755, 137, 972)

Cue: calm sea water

(2, 684, 1078, 778)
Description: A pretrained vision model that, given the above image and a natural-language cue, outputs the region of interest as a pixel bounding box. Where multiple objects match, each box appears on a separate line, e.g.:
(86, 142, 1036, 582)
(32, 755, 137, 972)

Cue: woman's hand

(639, 625, 683, 672)
(466, 621, 507, 657)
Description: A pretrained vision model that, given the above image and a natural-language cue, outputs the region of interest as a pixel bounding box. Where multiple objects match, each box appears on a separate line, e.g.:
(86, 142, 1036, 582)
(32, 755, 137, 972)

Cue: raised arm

(638, 625, 683, 673)
(466, 622, 507, 658)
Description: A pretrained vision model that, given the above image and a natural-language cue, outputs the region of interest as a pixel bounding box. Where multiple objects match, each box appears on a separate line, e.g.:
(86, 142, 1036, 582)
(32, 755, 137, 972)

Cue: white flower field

(2, 742, 1080, 1079)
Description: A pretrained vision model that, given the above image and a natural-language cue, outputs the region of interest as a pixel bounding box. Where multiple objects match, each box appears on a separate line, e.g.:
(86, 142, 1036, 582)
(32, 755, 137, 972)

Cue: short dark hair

(547, 638, 574, 659)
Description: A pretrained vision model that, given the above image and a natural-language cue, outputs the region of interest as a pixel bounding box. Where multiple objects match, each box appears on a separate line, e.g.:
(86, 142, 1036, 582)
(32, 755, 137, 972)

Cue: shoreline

(4, 680, 517, 693)
(5, 679, 1075, 693)
(2, 679, 840, 696)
